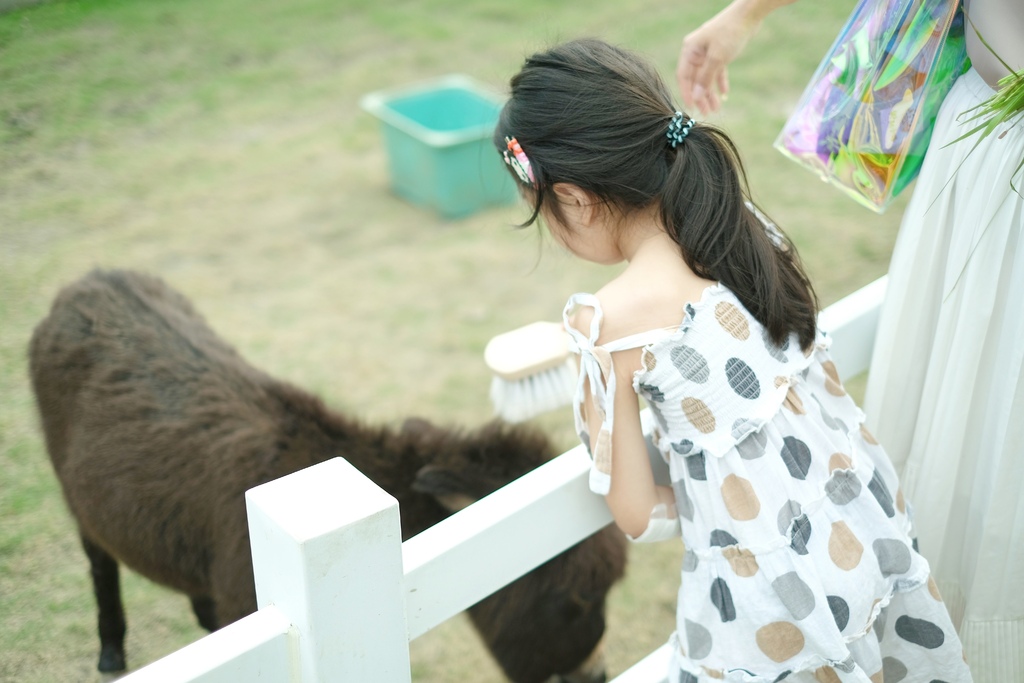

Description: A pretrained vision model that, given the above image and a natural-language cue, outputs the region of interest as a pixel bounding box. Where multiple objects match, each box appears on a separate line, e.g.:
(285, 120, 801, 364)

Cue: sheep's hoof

(97, 645, 125, 674)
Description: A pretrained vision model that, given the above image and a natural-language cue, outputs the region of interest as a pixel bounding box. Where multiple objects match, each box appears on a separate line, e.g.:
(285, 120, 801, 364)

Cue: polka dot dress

(563, 285, 972, 683)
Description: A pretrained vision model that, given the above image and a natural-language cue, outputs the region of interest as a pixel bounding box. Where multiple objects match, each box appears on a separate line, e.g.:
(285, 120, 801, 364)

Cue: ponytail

(660, 124, 819, 351)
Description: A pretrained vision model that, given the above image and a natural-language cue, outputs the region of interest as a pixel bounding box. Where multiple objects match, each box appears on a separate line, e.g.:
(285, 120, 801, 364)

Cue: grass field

(0, 0, 903, 680)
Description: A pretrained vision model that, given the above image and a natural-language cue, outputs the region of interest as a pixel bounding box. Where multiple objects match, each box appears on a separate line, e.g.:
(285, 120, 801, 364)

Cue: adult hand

(677, 0, 795, 115)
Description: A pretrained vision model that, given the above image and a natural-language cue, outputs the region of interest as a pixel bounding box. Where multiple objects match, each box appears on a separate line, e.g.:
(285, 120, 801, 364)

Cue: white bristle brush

(484, 321, 578, 423)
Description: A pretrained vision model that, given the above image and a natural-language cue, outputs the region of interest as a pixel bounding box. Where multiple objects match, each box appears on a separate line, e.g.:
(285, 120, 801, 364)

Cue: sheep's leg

(190, 595, 219, 632)
(81, 534, 127, 673)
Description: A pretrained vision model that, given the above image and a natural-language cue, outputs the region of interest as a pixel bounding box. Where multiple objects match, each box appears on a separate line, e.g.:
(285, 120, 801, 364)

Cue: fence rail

(120, 276, 887, 683)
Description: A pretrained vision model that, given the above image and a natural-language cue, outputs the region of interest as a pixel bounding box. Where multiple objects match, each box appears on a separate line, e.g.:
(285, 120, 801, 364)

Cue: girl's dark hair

(495, 38, 818, 350)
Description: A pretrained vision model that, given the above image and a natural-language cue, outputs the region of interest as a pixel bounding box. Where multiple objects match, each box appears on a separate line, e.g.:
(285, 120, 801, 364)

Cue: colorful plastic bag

(774, 0, 969, 212)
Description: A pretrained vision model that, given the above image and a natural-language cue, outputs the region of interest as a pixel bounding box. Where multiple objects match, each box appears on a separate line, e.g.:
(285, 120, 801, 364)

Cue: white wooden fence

(120, 276, 888, 683)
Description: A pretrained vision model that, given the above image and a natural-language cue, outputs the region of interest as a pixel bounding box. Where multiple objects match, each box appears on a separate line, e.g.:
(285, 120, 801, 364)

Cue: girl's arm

(571, 329, 677, 540)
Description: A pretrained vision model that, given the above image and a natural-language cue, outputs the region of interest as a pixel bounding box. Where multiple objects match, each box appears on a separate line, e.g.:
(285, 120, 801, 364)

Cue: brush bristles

(490, 358, 577, 423)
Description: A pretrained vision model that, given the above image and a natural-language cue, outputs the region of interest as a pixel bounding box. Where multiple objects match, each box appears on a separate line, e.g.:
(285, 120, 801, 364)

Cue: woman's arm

(677, 0, 799, 114)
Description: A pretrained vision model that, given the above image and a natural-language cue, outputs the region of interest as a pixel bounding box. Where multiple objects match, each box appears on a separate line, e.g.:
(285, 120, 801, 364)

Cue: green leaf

(943, 14, 1024, 195)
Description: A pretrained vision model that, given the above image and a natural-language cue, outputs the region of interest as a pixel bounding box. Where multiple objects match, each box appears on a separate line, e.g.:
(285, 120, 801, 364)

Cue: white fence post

(245, 457, 411, 683)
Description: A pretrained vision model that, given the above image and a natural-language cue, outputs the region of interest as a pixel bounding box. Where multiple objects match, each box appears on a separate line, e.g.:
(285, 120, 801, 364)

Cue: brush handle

(484, 321, 573, 381)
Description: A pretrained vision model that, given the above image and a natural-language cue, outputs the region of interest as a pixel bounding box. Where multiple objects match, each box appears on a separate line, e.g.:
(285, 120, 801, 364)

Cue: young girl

(495, 39, 972, 683)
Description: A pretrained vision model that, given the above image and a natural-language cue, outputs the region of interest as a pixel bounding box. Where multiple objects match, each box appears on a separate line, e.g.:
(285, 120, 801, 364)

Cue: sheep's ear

(412, 465, 478, 512)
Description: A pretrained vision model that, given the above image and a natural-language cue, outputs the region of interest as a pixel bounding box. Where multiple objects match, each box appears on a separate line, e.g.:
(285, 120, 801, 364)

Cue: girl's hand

(676, 0, 798, 115)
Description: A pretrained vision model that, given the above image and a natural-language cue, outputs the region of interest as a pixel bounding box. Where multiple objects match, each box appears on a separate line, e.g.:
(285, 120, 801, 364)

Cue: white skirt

(863, 67, 1024, 680)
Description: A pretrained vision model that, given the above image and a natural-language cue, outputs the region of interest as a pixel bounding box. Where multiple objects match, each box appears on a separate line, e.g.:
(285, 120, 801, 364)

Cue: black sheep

(29, 269, 627, 683)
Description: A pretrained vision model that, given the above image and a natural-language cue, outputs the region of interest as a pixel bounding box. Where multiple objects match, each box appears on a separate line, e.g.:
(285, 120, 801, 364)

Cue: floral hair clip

(503, 136, 535, 186)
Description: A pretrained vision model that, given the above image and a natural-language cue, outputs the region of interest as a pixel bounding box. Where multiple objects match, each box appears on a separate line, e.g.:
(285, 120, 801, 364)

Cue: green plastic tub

(361, 75, 518, 218)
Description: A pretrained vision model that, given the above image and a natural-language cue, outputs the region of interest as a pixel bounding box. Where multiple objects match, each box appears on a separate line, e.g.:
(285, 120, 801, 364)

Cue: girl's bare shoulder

(584, 268, 713, 345)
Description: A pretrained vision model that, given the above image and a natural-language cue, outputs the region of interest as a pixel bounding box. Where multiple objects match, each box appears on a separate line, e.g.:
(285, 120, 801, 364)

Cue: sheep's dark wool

(29, 269, 626, 683)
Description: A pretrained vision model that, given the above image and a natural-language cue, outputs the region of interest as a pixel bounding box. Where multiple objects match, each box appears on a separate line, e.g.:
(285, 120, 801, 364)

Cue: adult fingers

(700, 68, 729, 112)
(692, 55, 725, 115)
(676, 40, 706, 110)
